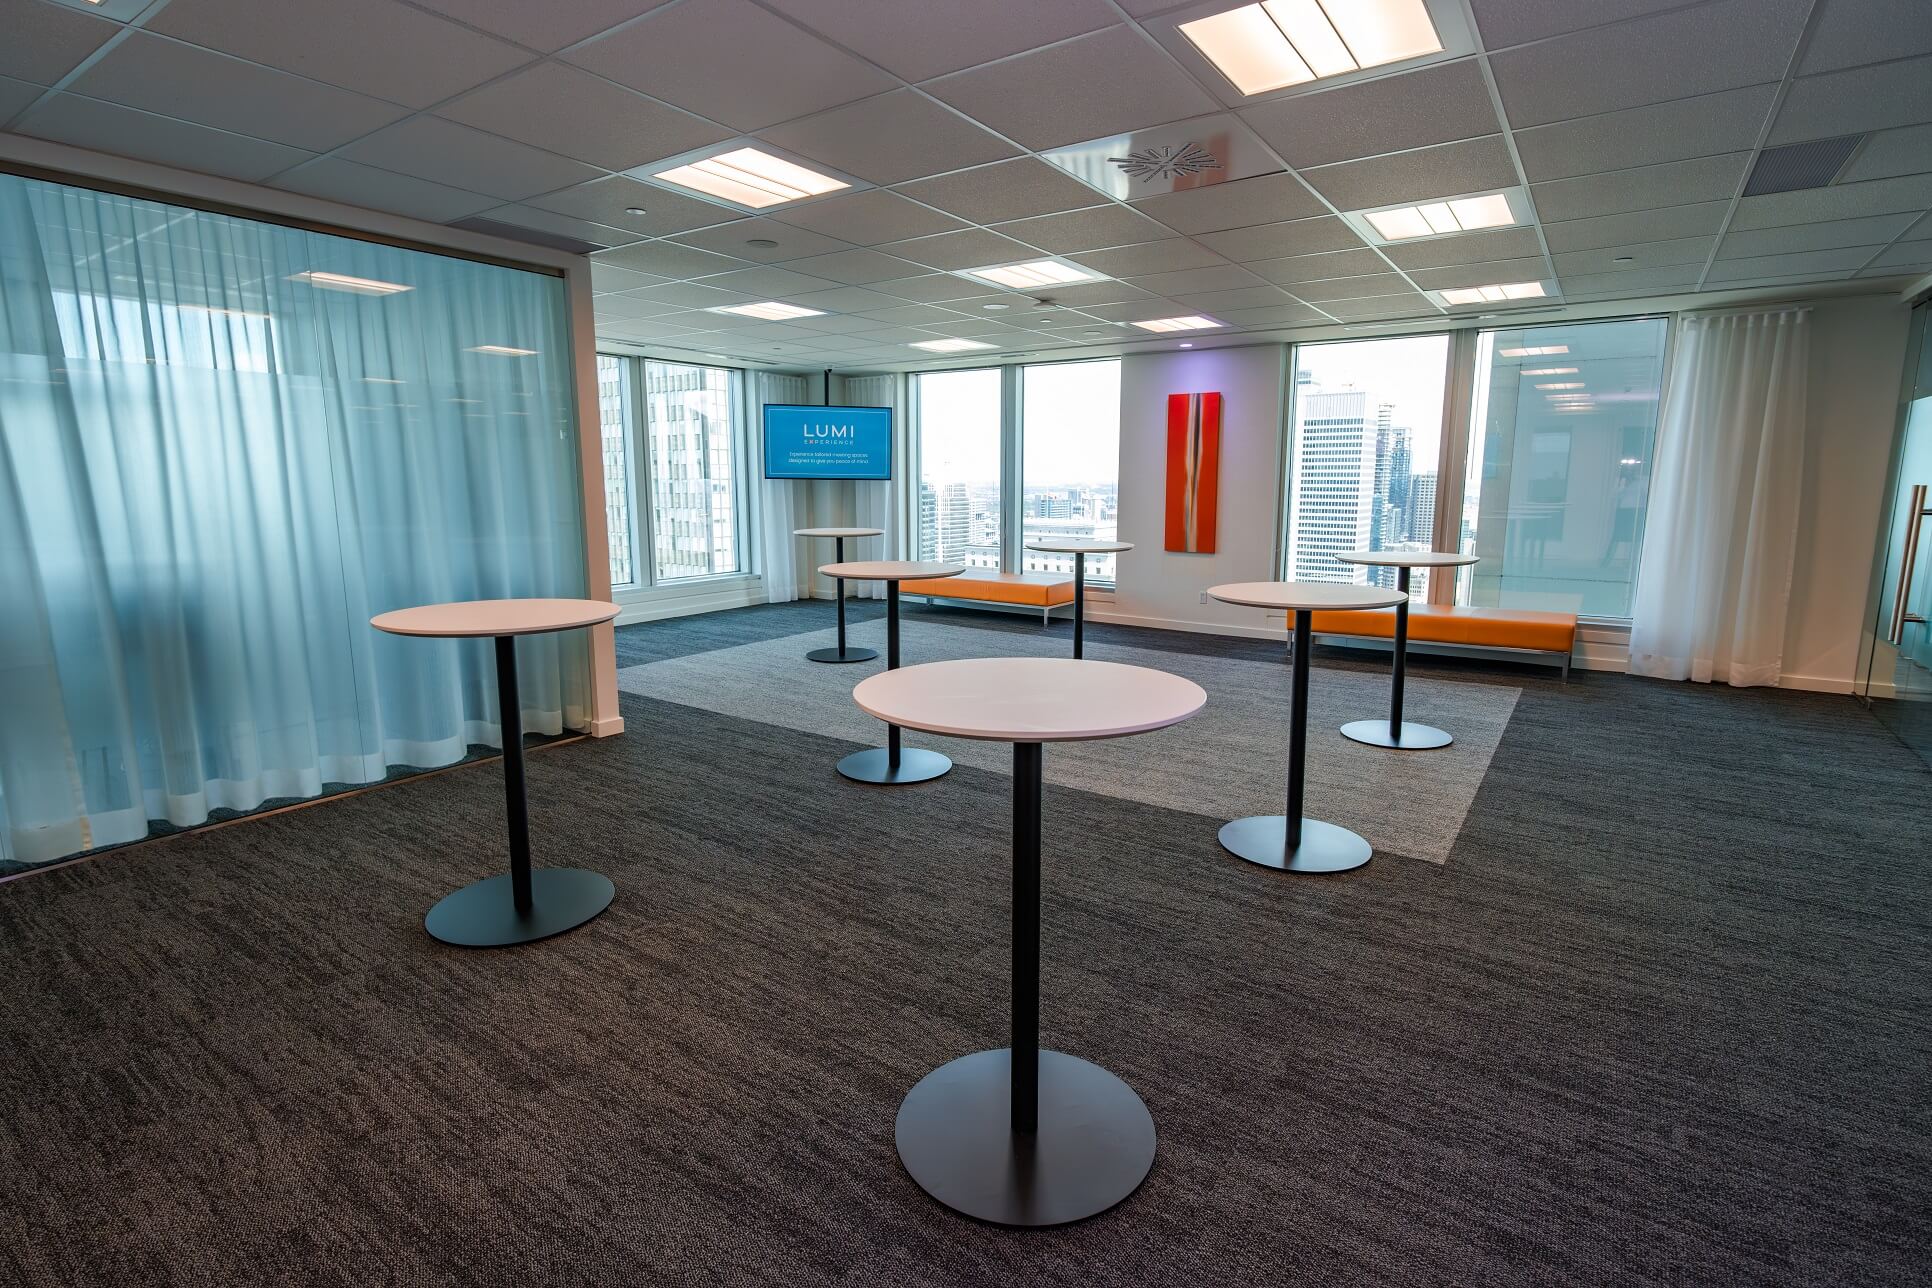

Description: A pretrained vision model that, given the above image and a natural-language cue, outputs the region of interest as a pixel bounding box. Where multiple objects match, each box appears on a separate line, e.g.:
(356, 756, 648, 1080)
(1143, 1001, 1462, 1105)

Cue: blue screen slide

(763, 404, 893, 480)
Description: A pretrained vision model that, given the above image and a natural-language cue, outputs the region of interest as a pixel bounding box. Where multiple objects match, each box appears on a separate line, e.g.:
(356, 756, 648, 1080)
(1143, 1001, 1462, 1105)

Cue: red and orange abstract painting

(1164, 391, 1222, 553)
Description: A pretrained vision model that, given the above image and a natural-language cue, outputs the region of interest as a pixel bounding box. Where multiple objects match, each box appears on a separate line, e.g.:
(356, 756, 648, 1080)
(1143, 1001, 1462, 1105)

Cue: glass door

(1860, 301, 1932, 770)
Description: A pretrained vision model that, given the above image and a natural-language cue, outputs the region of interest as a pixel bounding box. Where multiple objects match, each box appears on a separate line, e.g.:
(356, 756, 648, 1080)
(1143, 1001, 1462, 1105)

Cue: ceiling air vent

(450, 217, 608, 257)
(1742, 134, 1868, 197)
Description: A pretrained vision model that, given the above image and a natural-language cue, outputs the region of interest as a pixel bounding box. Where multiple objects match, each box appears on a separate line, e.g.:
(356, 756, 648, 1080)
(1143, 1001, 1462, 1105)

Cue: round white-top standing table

(854, 658, 1206, 1227)
(820, 560, 965, 784)
(794, 527, 885, 663)
(1206, 582, 1405, 874)
(1024, 539, 1133, 659)
(371, 598, 619, 947)
(1333, 550, 1481, 750)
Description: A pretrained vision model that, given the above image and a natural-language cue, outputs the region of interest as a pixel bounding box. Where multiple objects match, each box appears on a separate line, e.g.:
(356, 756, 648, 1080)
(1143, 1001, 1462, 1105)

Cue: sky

(1294, 334, 1450, 472)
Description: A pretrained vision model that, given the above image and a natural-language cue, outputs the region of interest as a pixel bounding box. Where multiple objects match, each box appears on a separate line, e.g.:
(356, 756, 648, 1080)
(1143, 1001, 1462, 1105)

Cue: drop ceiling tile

(600, 318, 715, 341)
(990, 204, 1173, 254)
(1289, 272, 1416, 302)
(794, 312, 903, 333)
(867, 274, 997, 303)
(933, 316, 1049, 336)
(17, 94, 312, 183)
(1552, 237, 1717, 275)
(859, 304, 975, 326)
(1869, 237, 1932, 267)
(1555, 263, 1707, 294)
(274, 158, 499, 223)
(1, 0, 116, 85)
(1194, 216, 1363, 263)
(480, 203, 649, 249)
(410, 0, 674, 52)
(1248, 247, 1392, 284)
(1718, 213, 1919, 258)
(1213, 303, 1328, 327)
(1238, 62, 1500, 171)
(1129, 173, 1323, 235)
(894, 158, 1112, 226)
(1844, 124, 1932, 184)
(526, 176, 739, 239)
(1489, 0, 1807, 129)
(851, 325, 959, 343)
(1704, 248, 1879, 281)
(923, 25, 1217, 151)
(67, 31, 409, 153)
(147, 0, 529, 110)
(1530, 154, 1751, 224)
(628, 282, 759, 310)
(0, 75, 45, 120)
(1769, 56, 1932, 146)
(695, 266, 847, 297)
(561, 0, 894, 132)
(1301, 136, 1520, 212)
(1468, 0, 1686, 45)
(1729, 174, 1932, 229)
(759, 90, 1021, 187)
(1076, 299, 1195, 323)
(783, 286, 908, 314)
(759, 0, 1117, 82)
(770, 190, 965, 244)
(1069, 240, 1229, 276)
(878, 229, 1040, 271)
(1171, 285, 1298, 312)
(669, 218, 853, 262)
(1512, 85, 1778, 183)
(1317, 294, 1438, 320)
(592, 263, 672, 293)
(1381, 226, 1544, 270)
(784, 248, 927, 284)
(338, 116, 600, 202)
(437, 62, 726, 171)
(1542, 202, 1732, 252)
(593, 293, 694, 320)
(1406, 259, 1550, 291)
(596, 240, 751, 279)
(1122, 264, 1265, 295)
(1798, 0, 1932, 75)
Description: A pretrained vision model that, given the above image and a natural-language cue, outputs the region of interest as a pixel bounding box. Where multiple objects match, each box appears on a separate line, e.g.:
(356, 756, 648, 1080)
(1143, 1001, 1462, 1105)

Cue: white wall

(1104, 346, 1290, 638)
(1780, 294, 1914, 691)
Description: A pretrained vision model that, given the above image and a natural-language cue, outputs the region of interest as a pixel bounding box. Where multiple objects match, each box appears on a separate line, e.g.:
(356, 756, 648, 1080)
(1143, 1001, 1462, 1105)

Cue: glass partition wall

(0, 172, 590, 872)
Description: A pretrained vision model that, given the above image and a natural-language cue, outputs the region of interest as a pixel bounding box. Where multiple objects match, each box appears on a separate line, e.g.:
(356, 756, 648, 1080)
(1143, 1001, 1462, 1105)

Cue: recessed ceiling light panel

(1436, 280, 1551, 306)
(957, 258, 1101, 291)
(1131, 315, 1223, 332)
(712, 301, 825, 320)
(1180, 0, 1442, 97)
(289, 270, 411, 295)
(910, 338, 997, 352)
(1499, 344, 1570, 357)
(1351, 187, 1527, 245)
(629, 142, 864, 212)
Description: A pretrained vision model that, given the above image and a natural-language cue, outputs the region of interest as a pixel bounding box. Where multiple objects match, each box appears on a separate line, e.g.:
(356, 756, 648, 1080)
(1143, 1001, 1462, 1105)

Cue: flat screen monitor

(762, 404, 893, 480)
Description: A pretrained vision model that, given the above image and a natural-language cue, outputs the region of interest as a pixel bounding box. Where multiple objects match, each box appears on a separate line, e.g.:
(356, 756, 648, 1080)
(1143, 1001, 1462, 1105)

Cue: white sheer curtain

(1628, 306, 1810, 686)
(0, 173, 589, 869)
(841, 372, 908, 600)
(753, 371, 811, 602)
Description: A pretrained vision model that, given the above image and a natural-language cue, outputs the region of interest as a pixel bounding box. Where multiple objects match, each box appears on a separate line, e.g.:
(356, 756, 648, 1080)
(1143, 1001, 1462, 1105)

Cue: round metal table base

(837, 746, 952, 785)
(895, 1049, 1155, 1228)
(1339, 719, 1453, 750)
(806, 645, 878, 664)
(1218, 816, 1372, 874)
(424, 869, 615, 947)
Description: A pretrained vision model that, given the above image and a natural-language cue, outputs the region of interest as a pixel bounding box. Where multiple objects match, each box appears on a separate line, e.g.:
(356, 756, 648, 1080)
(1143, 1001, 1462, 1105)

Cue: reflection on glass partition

(1459, 318, 1670, 618)
(1021, 360, 1122, 583)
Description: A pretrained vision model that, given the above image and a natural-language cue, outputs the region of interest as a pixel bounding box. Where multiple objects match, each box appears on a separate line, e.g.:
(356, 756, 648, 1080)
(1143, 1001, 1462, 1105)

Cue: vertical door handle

(1888, 483, 1932, 645)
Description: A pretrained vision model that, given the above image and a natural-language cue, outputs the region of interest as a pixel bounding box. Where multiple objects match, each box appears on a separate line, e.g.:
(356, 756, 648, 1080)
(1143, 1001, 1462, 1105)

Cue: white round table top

(1025, 539, 1135, 554)
(1207, 581, 1406, 612)
(371, 598, 620, 638)
(820, 560, 966, 582)
(1335, 549, 1479, 568)
(854, 658, 1206, 743)
(794, 527, 884, 539)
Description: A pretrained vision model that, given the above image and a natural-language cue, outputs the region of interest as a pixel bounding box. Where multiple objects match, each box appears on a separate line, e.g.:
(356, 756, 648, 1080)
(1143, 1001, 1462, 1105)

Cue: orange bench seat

(902, 569, 1075, 611)
(1310, 603, 1577, 662)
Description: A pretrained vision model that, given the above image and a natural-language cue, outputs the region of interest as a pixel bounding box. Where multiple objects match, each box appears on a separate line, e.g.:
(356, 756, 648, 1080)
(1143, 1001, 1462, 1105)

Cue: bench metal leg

(1562, 652, 1571, 683)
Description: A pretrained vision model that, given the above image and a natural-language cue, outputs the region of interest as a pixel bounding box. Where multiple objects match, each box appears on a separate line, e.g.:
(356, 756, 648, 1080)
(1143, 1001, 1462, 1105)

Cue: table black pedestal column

(424, 634, 614, 947)
(808, 536, 879, 664)
(1219, 611, 1373, 874)
(895, 742, 1155, 1226)
(837, 584, 950, 784)
(1340, 565, 1451, 749)
(1072, 556, 1086, 659)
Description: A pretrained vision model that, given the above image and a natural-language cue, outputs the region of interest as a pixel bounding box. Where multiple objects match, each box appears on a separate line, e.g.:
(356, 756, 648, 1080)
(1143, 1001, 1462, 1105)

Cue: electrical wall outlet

(1199, 591, 1208, 604)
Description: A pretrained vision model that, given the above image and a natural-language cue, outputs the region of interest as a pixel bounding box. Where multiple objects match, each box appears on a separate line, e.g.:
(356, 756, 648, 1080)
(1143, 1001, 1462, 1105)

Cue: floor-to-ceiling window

(1020, 359, 1122, 584)
(913, 367, 1004, 567)
(1285, 335, 1452, 597)
(1458, 318, 1670, 616)
(597, 355, 748, 586)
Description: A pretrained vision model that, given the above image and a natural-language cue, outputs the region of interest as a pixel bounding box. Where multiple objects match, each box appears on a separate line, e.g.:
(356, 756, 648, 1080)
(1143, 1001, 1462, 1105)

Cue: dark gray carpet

(1, 603, 1927, 1286)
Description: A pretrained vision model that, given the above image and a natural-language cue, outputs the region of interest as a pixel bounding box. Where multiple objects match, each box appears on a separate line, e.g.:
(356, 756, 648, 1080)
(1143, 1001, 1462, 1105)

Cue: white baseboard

(1776, 672, 1855, 694)
(587, 714, 626, 737)
(613, 576, 764, 626)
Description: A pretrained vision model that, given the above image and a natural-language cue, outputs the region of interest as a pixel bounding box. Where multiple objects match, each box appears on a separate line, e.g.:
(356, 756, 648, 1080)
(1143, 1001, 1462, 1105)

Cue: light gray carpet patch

(618, 620, 1519, 863)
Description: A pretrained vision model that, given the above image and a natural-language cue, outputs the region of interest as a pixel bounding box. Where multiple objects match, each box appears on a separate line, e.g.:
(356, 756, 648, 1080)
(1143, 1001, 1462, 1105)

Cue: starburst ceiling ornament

(1108, 142, 1223, 182)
